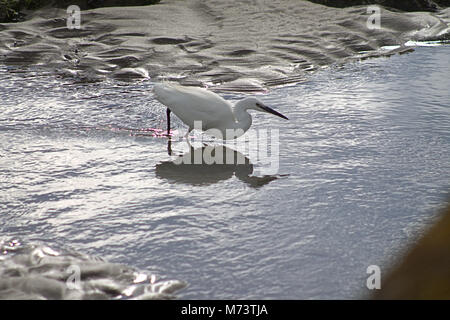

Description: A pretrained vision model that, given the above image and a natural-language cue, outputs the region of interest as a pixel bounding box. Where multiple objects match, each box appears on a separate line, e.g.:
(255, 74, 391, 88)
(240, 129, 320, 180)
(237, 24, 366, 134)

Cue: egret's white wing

(153, 83, 235, 129)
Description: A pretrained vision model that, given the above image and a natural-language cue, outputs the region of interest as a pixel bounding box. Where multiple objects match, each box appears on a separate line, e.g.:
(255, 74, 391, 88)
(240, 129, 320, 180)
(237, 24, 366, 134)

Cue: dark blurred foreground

(2, 0, 450, 23)
(0, 0, 161, 22)
(309, 0, 450, 12)
(374, 201, 450, 299)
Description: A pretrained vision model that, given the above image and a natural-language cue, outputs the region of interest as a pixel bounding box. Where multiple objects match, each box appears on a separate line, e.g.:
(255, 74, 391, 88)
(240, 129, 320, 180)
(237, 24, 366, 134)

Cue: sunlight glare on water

(1, 46, 449, 299)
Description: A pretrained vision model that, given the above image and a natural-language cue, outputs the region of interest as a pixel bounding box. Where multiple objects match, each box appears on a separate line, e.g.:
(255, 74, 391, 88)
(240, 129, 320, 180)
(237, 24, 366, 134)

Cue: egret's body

(153, 83, 288, 140)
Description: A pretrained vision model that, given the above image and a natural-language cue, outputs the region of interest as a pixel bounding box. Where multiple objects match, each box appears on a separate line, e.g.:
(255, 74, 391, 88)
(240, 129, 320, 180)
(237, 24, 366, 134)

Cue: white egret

(153, 83, 288, 140)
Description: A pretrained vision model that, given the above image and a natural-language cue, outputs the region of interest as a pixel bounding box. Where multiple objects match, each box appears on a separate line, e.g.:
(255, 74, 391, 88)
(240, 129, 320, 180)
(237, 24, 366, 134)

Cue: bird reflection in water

(156, 143, 280, 188)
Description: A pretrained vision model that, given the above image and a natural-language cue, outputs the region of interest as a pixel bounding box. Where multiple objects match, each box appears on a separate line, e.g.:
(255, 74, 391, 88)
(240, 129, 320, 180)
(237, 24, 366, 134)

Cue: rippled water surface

(1, 45, 449, 299)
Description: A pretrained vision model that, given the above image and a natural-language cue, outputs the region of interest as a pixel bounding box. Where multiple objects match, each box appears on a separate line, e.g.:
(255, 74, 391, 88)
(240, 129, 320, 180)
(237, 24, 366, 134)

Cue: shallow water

(1, 45, 450, 299)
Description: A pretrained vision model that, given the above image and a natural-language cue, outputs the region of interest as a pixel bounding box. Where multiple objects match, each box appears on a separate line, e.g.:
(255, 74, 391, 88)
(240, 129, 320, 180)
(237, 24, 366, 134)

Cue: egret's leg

(185, 129, 192, 148)
(166, 108, 171, 135)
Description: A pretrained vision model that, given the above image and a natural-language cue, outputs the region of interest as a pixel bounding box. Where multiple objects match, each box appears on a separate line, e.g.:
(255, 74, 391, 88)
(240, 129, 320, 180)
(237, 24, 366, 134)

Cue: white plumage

(153, 83, 288, 140)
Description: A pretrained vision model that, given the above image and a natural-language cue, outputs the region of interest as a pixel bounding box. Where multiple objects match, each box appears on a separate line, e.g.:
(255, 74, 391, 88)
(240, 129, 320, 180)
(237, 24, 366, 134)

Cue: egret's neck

(233, 100, 253, 132)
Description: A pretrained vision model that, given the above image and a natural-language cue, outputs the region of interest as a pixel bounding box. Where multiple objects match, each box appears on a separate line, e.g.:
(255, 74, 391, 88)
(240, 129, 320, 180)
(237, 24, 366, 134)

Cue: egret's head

(242, 97, 289, 120)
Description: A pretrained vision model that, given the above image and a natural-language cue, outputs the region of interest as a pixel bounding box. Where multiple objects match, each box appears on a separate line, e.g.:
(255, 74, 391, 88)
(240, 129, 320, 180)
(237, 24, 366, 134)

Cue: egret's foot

(185, 138, 192, 148)
(141, 128, 176, 137)
(184, 131, 192, 148)
(163, 130, 175, 137)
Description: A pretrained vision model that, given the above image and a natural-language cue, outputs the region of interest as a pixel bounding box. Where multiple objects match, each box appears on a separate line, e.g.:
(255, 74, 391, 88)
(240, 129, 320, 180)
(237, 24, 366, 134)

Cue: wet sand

(1, 0, 449, 91)
(0, 239, 186, 299)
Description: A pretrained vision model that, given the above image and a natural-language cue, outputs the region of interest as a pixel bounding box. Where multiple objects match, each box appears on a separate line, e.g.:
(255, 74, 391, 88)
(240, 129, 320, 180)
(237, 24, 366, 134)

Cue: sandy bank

(1, 0, 449, 91)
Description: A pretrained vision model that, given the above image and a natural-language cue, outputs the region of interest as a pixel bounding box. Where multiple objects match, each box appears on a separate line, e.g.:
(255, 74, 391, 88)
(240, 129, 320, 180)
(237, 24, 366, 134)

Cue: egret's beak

(259, 104, 289, 120)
